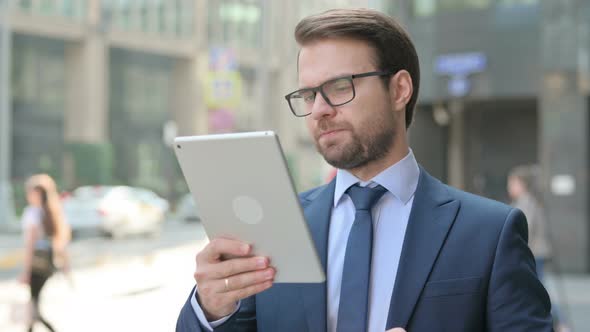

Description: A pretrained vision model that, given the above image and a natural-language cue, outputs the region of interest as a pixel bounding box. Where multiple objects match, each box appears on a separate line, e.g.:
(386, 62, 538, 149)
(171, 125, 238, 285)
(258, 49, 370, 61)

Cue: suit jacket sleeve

(176, 288, 257, 332)
(487, 208, 553, 331)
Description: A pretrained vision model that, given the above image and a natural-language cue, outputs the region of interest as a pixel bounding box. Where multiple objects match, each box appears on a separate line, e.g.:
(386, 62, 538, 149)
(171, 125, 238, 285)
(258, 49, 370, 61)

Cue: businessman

(177, 8, 553, 332)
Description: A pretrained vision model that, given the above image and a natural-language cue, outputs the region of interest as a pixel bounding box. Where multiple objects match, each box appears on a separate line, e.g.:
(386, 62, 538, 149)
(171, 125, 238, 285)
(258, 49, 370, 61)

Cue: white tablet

(173, 131, 325, 283)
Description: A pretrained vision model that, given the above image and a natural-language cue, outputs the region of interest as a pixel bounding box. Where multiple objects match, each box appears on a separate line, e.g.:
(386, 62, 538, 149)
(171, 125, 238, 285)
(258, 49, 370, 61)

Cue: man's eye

(329, 79, 352, 92)
(302, 92, 315, 103)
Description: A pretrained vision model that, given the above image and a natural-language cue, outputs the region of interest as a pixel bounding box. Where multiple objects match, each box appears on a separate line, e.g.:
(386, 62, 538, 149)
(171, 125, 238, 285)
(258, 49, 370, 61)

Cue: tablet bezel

(174, 131, 325, 283)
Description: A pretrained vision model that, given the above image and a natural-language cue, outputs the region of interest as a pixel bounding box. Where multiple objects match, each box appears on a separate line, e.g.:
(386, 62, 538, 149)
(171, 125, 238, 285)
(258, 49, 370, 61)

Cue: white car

(175, 193, 201, 222)
(63, 186, 169, 238)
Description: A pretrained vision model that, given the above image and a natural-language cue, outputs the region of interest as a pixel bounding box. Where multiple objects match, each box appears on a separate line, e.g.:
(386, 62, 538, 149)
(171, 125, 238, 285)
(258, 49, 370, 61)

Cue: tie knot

(346, 184, 387, 211)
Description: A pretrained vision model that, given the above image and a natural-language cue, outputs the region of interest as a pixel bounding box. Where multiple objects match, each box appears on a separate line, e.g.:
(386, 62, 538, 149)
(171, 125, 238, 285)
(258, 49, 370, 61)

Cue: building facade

(0, 0, 368, 211)
(385, 0, 590, 272)
(1, 0, 588, 272)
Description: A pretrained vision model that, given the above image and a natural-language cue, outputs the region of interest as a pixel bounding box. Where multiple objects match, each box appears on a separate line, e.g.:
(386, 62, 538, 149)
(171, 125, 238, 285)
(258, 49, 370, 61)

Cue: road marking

(0, 250, 23, 269)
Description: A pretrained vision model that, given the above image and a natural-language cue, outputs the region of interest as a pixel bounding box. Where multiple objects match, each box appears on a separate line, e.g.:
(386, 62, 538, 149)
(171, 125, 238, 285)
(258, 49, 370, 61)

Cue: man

(177, 8, 553, 332)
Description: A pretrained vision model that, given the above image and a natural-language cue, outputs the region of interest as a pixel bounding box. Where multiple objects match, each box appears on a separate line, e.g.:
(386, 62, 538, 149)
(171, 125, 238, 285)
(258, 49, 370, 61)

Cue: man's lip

(319, 129, 345, 138)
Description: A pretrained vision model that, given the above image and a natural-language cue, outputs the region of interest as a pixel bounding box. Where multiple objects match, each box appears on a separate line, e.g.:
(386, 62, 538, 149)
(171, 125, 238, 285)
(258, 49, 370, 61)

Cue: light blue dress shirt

(329, 150, 419, 332)
(191, 150, 420, 332)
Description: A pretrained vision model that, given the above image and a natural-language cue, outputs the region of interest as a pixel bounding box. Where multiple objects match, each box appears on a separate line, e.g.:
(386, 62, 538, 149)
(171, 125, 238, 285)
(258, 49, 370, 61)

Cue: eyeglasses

(284, 71, 393, 117)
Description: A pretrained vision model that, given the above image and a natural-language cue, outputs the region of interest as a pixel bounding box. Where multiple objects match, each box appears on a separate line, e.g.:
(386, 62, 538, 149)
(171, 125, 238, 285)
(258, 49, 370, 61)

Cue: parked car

(63, 186, 169, 238)
(175, 193, 201, 222)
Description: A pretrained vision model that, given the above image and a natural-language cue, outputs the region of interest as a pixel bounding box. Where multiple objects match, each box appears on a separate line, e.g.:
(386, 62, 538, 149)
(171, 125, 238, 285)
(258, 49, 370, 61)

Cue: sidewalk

(545, 273, 590, 331)
(0, 242, 205, 332)
(2, 228, 589, 331)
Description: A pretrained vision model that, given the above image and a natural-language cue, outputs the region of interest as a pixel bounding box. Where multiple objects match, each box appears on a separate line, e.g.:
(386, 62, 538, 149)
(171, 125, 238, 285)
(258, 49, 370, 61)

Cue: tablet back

(174, 131, 325, 283)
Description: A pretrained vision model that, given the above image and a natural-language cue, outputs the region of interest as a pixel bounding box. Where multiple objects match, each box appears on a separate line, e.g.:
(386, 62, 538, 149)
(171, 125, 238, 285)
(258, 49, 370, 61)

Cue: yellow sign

(203, 71, 243, 109)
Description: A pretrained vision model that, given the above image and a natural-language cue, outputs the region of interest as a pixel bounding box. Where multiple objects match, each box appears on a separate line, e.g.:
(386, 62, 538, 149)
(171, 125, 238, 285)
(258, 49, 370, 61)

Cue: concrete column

(256, 0, 272, 130)
(539, 0, 589, 272)
(0, 0, 15, 227)
(447, 100, 465, 190)
(64, 0, 107, 143)
(539, 72, 589, 273)
(170, 0, 206, 137)
(62, 0, 109, 188)
(171, 56, 205, 136)
(64, 36, 108, 143)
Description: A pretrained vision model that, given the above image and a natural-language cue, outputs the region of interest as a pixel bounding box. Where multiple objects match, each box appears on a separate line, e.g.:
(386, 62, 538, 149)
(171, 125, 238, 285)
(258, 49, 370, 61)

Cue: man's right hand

(195, 237, 275, 321)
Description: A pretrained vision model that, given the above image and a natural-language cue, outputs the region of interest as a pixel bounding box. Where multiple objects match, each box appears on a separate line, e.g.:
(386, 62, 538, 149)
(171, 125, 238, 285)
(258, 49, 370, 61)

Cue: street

(1, 220, 589, 331)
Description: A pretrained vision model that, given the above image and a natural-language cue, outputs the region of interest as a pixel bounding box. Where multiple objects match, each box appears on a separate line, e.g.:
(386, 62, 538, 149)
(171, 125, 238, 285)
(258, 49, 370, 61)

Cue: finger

(225, 279, 274, 302)
(223, 267, 275, 293)
(198, 238, 251, 263)
(386, 328, 407, 332)
(196, 269, 274, 305)
(201, 256, 270, 280)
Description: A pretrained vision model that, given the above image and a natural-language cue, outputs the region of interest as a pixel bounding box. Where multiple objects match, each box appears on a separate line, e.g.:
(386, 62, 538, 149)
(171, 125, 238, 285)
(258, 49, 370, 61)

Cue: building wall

(392, 0, 590, 272)
(409, 2, 541, 102)
(5, 0, 589, 271)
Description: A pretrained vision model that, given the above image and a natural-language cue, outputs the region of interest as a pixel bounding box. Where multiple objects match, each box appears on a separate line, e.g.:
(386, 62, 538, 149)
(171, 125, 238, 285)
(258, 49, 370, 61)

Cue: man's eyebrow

(298, 73, 354, 89)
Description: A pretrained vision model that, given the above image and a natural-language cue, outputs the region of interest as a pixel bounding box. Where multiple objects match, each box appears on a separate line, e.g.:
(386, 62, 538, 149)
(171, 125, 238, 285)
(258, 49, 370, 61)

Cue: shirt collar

(333, 149, 420, 207)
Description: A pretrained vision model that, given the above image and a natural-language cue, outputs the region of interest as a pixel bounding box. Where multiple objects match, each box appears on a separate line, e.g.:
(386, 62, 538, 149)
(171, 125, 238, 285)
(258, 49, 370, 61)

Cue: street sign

(208, 109, 235, 133)
(448, 75, 471, 97)
(203, 71, 243, 109)
(435, 52, 487, 76)
(209, 47, 238, 72)
(435, 52, 487, 97)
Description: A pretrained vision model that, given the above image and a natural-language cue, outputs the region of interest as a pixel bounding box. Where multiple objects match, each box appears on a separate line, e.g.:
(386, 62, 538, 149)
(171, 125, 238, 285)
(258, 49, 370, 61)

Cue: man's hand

(386, 328, 407, 332)
(194, 237, 275, 320)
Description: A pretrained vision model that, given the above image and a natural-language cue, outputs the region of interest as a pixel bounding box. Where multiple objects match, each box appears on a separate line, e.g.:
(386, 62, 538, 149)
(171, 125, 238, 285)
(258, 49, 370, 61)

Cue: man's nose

(309, 93, 336, 120)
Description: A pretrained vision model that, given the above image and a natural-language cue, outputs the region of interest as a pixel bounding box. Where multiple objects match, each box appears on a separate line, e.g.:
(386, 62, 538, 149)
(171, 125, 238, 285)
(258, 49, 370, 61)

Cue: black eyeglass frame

(284, 70, 394, 117)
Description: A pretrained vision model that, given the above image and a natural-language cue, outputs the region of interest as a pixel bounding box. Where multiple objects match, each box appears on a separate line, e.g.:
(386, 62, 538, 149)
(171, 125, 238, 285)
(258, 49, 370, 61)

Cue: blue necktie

(336, 184, 388, 332)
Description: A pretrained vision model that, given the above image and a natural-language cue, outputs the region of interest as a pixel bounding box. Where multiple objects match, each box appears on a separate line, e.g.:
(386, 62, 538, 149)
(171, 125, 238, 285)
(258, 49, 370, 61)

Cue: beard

(314, 109, 397, 170)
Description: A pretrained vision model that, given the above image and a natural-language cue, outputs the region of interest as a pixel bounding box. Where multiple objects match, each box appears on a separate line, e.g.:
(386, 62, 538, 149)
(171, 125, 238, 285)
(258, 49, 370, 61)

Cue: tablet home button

(232, 196, 263, 224)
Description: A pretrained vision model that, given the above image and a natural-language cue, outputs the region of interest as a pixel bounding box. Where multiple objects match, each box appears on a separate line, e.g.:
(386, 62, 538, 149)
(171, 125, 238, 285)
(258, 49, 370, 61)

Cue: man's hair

(295, 8, 420, 129)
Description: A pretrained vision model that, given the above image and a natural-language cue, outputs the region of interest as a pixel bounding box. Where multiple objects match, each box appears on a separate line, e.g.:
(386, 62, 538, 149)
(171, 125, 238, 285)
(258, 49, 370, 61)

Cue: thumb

(386, 329, 407, 332)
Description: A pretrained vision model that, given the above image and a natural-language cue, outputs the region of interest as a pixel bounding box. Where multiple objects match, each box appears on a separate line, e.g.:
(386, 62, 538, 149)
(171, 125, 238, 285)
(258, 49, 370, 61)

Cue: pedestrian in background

(508, 165, 570, 332)
(508, 165, 551, 278)
(18, 174, 70, 332)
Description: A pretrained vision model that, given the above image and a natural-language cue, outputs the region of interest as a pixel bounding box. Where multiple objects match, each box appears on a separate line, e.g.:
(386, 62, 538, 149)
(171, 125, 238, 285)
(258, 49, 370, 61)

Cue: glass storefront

(11, 34, 65, 183)
(109, 48, 176, 196)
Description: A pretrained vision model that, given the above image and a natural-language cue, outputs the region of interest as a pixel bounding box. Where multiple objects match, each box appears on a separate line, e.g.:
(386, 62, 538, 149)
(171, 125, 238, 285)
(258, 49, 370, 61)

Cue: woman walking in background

(18, 174, 70, 332)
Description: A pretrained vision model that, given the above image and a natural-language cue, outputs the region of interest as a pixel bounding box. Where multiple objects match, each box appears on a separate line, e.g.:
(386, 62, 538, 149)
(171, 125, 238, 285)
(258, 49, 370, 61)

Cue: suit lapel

(386, 168, 460, 329)
(299, 179, 335, 332)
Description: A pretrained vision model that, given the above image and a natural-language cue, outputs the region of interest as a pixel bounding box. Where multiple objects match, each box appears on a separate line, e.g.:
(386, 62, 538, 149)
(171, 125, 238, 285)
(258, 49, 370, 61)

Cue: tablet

(174, 131, 325, 283)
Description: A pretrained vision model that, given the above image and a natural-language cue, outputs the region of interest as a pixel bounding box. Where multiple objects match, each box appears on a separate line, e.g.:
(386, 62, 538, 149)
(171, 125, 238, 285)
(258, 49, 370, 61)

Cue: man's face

(298, 38, 398, 170)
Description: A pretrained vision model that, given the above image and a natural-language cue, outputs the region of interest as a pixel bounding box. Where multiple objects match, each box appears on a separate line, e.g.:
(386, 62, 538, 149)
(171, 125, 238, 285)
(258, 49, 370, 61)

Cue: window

(497, 0, 538, 7)
(209, 1, 262, 49)
(16, 0, 86, 21)
(413, 0, 492, 17)
(103, 0, 193, 38)
(11, 36, 65, 116)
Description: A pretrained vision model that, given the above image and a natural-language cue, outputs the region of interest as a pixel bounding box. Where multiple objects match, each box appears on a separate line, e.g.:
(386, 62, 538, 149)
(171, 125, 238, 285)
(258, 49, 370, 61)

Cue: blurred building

(383, 0, 590, 273)
(0, 0, 369, 205)
(2, 0, 588, 272)
(4, 0, 205, 200)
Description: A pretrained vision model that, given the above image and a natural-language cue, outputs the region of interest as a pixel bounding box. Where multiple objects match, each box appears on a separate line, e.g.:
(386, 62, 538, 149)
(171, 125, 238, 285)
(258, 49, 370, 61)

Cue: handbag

(31, 247, 56, 276)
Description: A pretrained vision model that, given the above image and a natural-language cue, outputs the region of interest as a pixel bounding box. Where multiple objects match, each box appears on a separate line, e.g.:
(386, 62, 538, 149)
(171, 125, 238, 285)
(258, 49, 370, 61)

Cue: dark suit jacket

(177, 168, 553, 331)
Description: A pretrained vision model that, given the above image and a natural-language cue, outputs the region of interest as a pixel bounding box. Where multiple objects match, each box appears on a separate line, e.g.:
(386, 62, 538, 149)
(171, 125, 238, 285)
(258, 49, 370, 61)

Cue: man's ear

(389, 70, 413, 113)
